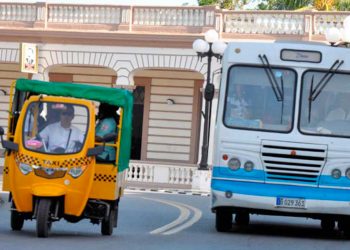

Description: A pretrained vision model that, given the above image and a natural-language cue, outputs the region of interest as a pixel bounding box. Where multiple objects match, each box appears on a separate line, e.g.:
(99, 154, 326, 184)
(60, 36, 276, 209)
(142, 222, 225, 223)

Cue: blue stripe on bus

(212, 166, 265, 181)
(213, 166, 350, 188)
(211, 179, 350, 201)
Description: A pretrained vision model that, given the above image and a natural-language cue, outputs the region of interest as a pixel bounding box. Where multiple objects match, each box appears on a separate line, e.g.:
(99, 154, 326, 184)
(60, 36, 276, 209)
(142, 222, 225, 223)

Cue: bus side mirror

(87, 146, 104, 157)
(0, 126, 18, 152)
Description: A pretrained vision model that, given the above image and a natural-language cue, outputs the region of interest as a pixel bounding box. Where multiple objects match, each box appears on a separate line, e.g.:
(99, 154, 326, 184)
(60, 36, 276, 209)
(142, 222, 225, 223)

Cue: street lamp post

(192, 29, 227, 170)
(325, 16, 350, 46)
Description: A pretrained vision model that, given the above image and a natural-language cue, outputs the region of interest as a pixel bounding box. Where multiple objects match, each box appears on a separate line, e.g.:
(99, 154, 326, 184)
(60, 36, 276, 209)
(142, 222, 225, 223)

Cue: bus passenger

(326, 93, 350, 121)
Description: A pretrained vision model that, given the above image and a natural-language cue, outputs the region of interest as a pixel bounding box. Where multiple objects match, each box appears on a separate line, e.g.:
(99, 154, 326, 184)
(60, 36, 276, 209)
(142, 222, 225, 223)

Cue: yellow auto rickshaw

(0, 78, 133, 237)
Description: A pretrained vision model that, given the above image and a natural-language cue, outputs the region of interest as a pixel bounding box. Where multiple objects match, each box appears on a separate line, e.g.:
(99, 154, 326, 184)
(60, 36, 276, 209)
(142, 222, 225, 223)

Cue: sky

(0, 0, 199, 6)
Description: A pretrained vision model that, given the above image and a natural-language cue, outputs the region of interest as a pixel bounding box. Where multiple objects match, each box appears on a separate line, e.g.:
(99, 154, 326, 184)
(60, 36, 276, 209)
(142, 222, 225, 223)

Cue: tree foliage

(314, 0, 335, 10)
(258, 0, 313, 10)
(334, 0, 350, 10)
(198, 0, 248, 10)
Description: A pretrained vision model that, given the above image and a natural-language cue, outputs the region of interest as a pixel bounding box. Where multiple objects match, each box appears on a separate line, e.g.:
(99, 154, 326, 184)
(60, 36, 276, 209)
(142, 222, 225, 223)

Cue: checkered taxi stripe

(15, 153, 92, 168)
(94, 174, 116, 183)
(60, 157, 92, 168)
(16, 153, 41, 166)
(14, 153, 93, 179)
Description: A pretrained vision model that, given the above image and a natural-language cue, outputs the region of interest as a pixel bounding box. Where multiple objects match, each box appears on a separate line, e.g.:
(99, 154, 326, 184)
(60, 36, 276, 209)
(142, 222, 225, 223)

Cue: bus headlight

(331, 169, 342, 179)
(19, 163, 32, 175)
(244, 161, 254, 172)
(228, 158, 241, 171)
(345, 168, 350, 179)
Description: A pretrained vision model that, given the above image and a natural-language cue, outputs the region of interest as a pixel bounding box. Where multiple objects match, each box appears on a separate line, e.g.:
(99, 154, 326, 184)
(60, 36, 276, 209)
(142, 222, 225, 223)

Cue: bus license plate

(276, 197, 306, 209)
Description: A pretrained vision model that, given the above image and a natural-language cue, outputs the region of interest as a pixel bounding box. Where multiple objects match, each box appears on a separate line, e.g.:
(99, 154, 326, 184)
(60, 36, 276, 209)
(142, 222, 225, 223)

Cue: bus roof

(224, 40, 350, 69)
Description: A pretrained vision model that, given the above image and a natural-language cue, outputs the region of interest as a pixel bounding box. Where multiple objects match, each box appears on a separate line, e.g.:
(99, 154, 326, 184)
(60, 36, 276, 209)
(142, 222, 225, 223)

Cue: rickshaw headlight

(331, 169, 342, 179)
(68, 166, 84, 178)
(19, 163, 32, 175)
(244, 161, 254, 172)
(345, 168, 350, 179)
(228, 157, 241, 171)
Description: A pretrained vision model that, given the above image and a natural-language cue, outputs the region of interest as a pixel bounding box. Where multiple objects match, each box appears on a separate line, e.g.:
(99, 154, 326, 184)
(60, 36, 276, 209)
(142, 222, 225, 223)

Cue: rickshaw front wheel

(11, 202, 24, 231)
(101, 208, 115, 236)
(36, 198, 52, 238)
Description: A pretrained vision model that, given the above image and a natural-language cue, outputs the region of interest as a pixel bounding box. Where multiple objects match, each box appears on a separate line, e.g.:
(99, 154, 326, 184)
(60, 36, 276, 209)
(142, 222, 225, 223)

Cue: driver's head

(60, 104, 74, 128)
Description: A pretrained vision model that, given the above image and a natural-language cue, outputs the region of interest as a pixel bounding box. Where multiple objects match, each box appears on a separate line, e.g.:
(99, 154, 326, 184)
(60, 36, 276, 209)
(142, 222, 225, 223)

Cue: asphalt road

(0, 190, 349, 250)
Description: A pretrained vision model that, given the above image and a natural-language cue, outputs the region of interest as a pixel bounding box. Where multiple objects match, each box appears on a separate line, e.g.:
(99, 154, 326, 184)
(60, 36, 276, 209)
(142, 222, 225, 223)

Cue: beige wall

(0, 63, 29, 131)
(49, 65, 117, 86)
(135, 69, 203, 164)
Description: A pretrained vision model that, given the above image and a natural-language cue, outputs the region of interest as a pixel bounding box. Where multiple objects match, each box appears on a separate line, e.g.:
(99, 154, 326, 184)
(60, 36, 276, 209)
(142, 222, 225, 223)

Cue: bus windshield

(223, 65, 296, 132)
(300, 71, 350, 137)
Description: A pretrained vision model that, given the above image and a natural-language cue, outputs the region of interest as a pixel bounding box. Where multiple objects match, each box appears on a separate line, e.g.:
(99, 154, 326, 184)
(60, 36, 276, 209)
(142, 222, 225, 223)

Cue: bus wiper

(308, 75, 314, 123)
(311, 60, 344, 101)
(280, 76, 284, 124)
(259, 54, 283, 102)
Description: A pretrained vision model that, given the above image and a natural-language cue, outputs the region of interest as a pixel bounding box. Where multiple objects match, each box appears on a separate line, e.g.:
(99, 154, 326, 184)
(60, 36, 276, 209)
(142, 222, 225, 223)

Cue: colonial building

(0, 2, 342, 188)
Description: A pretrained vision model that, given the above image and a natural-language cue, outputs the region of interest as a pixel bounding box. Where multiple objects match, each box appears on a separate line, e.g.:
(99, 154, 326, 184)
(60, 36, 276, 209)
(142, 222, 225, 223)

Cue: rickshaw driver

(39, 104, 84, 153)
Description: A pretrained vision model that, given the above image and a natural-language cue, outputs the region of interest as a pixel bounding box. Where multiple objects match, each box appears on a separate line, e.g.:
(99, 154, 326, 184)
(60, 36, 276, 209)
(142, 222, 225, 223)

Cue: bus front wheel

(235, 212, 250, 226)
(321, 218, 335, 232)
(215, 208, 232, 232)
(338, 218, 350, 236)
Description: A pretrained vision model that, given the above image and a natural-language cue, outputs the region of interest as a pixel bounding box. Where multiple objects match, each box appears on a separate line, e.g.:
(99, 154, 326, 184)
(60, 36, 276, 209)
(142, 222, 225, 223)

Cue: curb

(1, 188, 210, 204)
(126, 187, 210, 197)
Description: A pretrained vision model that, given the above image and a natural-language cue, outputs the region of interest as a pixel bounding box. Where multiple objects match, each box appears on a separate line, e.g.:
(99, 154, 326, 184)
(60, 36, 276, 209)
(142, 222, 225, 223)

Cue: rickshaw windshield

(23, 101, 89, 154)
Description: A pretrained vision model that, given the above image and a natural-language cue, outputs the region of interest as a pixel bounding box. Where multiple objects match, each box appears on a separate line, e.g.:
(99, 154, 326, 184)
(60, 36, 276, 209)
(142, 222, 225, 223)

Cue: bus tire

(215, 208, 232, 232)
(36, 198, 52, 238)
(338, 218, 350, 237)
(235, 212, 250, 226)
(101, 208, 115, 236)
(11, 201, 24, 231)
(321, 218, 335, 231)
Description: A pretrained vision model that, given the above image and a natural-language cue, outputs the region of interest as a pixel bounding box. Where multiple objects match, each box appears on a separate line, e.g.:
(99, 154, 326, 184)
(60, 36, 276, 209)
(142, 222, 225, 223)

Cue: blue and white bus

(212, 40, 350, 234)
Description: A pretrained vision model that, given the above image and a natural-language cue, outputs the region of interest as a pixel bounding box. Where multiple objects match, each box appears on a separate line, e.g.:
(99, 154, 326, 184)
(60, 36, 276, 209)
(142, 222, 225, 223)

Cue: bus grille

(261, 140, 327, 185)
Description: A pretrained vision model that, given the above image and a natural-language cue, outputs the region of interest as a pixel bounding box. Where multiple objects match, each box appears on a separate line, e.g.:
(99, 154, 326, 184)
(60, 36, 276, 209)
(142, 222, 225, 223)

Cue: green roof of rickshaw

(15, 78, 133, 172)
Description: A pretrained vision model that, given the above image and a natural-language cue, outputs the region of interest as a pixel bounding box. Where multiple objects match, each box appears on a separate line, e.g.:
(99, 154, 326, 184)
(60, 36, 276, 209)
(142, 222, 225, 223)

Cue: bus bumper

(211, 179, 350, 216)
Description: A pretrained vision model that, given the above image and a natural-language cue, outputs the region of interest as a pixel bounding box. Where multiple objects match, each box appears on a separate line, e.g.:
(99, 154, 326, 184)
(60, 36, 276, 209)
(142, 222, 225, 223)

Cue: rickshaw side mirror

(87, 146, 104, 157)
(102, 133, 118, 142)
(0, 126, 18, 152)
(2, 140, 19, 151)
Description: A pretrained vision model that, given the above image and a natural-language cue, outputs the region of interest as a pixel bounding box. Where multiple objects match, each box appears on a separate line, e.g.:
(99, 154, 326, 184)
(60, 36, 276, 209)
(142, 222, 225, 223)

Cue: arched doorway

(132, 69, 204, 164)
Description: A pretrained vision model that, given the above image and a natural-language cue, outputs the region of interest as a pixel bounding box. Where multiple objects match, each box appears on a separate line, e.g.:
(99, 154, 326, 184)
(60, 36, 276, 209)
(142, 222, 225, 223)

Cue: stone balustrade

(47, 4, 130, 24)
(0, 2, 349, 40)
(0, 3, 37, 21)
(133, 6, 215, 27)
(128, 162, 196, 185)
(223, 11, 307, 35)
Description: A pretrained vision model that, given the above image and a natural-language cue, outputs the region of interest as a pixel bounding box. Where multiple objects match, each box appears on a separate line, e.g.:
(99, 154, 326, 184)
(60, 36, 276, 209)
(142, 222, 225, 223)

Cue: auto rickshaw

(0, 78, 133, 237)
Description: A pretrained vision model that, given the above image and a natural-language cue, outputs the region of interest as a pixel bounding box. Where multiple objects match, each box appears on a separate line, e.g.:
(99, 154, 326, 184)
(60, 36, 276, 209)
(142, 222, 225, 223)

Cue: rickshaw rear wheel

(36, 198, 52, 238)
(11, 202, 24, 231)
(101, 208, 115, 236)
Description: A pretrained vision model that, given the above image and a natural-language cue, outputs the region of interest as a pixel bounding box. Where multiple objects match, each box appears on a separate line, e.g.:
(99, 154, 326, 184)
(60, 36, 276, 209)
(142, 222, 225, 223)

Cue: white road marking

(162, 202, 202, 235)
(141, 196, 202, 235)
